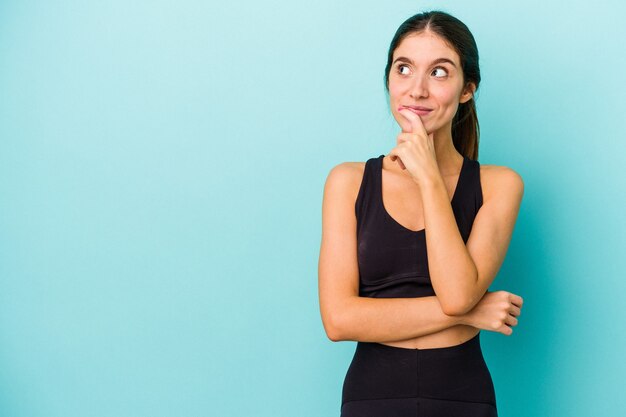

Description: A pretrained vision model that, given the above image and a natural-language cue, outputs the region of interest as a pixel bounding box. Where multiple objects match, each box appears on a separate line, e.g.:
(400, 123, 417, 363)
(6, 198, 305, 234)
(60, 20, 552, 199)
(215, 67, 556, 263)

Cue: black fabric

(343, 154, 494, 416)
(355, 154, 483, 298)
(341, 333, 497, 417)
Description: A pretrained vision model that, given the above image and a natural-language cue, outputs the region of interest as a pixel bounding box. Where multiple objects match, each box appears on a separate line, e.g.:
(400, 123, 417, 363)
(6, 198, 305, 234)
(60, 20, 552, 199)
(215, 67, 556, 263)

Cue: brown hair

(384, 10, 481, 160)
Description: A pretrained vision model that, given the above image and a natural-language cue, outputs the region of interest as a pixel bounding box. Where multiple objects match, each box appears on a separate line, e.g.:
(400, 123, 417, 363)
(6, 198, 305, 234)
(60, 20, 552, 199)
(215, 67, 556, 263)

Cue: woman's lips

(398, 106, 432, 116)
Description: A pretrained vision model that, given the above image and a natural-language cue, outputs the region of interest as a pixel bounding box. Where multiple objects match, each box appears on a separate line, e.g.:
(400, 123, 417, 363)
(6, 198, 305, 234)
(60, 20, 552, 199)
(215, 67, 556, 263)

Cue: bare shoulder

(323, 160, 366, 204)
(479, 163, 524, 203)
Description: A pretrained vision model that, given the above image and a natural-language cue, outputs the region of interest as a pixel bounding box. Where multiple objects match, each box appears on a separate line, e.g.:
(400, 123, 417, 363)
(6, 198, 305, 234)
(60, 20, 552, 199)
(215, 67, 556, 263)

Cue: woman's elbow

(322, 310, 348, 342)
(440, 297, 472, 316)
(439, 270, 479, 316)
(325, 325, 342, 342)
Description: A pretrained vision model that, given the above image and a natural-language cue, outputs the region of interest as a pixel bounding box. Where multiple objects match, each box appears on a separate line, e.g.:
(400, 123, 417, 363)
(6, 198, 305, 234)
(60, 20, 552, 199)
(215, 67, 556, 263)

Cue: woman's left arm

(420, 166, 524, 316)
(389, 108, 525, 316)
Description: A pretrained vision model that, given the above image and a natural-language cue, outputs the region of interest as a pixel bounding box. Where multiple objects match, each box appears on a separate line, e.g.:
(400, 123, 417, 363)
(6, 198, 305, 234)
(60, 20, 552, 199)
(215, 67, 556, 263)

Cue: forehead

(393, 31, 460, 65)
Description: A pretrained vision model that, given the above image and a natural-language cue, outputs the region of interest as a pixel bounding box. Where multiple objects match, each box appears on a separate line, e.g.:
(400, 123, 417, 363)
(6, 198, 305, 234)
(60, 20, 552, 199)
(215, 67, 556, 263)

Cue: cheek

(435, 88, 459, 106)
(430, 90, 461, 122)
(389, 83, 402, 97)
(388, 83, 404, 103)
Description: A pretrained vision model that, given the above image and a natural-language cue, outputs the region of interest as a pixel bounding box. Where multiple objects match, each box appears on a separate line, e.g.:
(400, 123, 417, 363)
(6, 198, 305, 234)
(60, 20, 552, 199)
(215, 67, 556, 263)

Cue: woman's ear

(459, 82, 476, 104)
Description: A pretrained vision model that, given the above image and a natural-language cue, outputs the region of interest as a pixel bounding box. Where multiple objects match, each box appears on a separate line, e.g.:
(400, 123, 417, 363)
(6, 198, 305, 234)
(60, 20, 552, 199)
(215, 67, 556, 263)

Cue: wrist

(415, 174, 444, 192)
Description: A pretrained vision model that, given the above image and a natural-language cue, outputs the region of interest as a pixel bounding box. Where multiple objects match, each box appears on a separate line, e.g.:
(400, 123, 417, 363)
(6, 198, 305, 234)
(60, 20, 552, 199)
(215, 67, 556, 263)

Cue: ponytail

(452, 98, 479, 160)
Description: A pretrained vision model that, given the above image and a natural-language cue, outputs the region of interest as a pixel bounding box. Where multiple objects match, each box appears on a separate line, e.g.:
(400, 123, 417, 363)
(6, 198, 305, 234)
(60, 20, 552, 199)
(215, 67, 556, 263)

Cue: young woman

(318, 10, 525, 417)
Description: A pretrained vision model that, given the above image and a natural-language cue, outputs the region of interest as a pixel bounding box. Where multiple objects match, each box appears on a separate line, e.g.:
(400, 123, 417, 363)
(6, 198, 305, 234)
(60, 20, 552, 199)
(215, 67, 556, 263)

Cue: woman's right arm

(318, 163, 520, 343)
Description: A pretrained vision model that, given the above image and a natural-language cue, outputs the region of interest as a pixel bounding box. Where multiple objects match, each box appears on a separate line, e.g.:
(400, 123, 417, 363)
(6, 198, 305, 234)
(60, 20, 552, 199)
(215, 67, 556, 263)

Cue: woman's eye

(432, 67, 448, 78)
(397, 65, 410, 75)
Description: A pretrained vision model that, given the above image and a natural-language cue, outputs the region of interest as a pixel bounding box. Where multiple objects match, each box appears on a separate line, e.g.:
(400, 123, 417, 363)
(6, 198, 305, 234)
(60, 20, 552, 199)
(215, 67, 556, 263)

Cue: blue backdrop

(1, 1, 625, 416)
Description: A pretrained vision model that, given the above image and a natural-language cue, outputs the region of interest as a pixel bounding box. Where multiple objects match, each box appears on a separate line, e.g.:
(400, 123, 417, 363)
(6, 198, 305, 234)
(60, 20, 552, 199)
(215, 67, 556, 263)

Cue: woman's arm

(320, 294, 463, 343)
(322, 290, 523, 342)
(318, 163, 465, 343)
(318, 162, 523, 343)
(419, 165, 524, 316)
(388, 110, 524, 317)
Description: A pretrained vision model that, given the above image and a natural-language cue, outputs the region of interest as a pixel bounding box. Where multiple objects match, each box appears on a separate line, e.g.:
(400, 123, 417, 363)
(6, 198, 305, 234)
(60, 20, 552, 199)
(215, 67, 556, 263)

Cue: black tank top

(355, 154, 483, 298)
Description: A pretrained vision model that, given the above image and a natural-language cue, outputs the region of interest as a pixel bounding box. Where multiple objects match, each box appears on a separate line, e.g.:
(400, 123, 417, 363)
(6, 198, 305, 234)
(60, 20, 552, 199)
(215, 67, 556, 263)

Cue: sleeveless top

(355, 154, 483, 298)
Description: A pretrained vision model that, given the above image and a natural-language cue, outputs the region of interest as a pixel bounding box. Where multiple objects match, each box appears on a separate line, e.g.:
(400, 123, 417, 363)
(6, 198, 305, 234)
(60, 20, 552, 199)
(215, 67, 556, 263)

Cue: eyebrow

(392, 56, 458, 68)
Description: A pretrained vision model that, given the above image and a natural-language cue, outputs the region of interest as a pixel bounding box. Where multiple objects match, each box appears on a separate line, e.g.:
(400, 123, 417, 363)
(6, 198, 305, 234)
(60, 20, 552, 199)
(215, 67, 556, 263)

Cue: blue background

(1, 1, 625, 416)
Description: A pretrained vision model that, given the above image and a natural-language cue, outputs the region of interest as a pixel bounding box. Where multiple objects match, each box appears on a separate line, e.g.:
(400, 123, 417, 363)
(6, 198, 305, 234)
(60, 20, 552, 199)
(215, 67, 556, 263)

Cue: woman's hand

(388, 108, 439, 185)
(459, 290, 524, 336)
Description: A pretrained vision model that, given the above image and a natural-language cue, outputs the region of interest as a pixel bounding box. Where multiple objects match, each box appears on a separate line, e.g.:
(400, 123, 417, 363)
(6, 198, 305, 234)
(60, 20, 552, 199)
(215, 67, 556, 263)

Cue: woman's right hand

(460, 290, 523, 335)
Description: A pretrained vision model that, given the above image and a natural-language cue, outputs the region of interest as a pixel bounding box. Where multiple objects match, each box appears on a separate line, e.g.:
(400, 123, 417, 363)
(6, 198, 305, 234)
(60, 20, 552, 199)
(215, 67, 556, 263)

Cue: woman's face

(388, 30, 474, 134)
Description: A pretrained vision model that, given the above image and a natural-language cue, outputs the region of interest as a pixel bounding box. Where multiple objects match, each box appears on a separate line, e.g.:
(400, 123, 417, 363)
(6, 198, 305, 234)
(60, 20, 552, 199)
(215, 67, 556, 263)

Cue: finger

(397, 132, 414, 144)
(506, 314, 519, 327)
(398, 108, 428, 137)
(398, 108, 424, 134)
(511, 294, 524, 307)
(388, 152, 406, 170)
(394, 155, 406, 170)
(496, 323, 513, 335)
(397, 135, 408, 145)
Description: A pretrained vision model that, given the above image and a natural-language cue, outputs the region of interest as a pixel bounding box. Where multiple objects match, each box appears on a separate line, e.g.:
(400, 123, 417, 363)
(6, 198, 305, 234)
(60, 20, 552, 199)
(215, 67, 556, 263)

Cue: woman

(318, 10, 525, 417)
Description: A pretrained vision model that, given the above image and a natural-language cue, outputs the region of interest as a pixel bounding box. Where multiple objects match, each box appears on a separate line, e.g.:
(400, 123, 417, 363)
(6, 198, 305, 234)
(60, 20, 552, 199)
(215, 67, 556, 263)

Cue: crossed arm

(318, 161, 524, 343)
(420, 163, 524, 315)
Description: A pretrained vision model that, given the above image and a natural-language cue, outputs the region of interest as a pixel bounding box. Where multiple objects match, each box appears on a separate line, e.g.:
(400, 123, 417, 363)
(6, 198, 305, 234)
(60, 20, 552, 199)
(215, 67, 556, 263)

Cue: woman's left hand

(389, 108, 440, 185)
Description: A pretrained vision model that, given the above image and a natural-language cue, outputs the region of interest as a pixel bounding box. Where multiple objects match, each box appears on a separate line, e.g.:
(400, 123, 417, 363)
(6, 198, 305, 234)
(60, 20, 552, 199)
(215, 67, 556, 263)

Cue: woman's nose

(409, 76, 428, 98)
